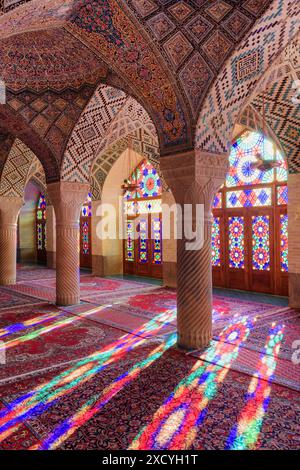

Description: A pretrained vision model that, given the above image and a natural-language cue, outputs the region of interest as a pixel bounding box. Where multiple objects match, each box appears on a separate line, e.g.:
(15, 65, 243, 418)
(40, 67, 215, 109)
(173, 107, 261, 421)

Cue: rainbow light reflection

(33, 333, 177, 449)
(0, 310, 65, 340)
(226, 322, 284, 450)
(130, 315, 255, 450)
(0, 310, 176, 444)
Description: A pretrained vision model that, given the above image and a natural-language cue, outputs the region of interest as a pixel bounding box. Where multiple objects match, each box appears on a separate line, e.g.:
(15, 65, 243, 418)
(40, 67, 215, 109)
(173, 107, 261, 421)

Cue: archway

(212, 129, 288, 295)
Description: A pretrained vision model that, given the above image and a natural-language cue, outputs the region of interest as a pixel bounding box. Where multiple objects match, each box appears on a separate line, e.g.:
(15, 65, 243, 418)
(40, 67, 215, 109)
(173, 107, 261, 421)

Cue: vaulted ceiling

(0, 0, 273, 160)
(0, 0, 299, 189)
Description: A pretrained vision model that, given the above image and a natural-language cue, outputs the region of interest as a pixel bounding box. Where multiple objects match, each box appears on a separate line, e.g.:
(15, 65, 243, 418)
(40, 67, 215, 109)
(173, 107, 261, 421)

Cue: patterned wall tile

(168, 1, 194, 22)
(147, 12, 175, 41)
(185, 14, 214, 44)
(164, 31, 193, 70)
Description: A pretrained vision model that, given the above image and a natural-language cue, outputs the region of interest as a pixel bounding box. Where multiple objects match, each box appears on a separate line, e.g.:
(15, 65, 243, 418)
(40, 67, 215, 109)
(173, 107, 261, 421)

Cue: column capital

(47, 181, 90, 224)
(160, 149, 228, 204)
(0, 196, 24, 225)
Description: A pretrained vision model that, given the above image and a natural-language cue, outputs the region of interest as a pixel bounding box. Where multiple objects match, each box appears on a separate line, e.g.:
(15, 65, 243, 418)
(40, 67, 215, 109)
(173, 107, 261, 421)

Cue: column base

(289, 273, 300, 309)
(56, 295, 80, 307)
(178, 330, 212, 351)
(0, 278, 16, 286)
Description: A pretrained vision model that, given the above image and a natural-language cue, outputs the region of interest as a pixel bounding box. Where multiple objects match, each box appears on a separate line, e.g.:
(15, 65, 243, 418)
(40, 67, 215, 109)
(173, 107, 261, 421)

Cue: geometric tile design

(5, 85, 95, 180)
(202, 30, 233, 69)
(62, 84, 126, 182)
(251, 76, 300, 173)
(205, 1, 232, 22)
(195, 0, 300, 155)
(147, 13, 175, 41)
(0, 138, 36, 197)
(179, 52, 214, 117)
(185, 14, 214, 44)
(0, 0, 274, 153)
(168, 1, 194, 23)
(63, 87, 158, 183)
(164, 31, 193, 70)
(90, 128, 166, 201)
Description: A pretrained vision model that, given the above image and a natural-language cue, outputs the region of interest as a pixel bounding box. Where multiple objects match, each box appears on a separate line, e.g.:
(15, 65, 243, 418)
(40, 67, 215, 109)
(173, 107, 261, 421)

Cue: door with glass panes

(123, 159, 163, 279)
(212, 130, 288, 296)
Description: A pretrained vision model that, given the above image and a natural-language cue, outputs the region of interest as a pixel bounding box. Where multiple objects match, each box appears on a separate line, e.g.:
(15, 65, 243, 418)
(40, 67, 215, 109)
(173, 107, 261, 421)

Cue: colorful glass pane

(81, 221, 89, 255)
(38, 194, 46, 210)
(126, 220, 134, 262)
(81, 193, 92, 217)
(277, 185, 288, 206)
(229, 216, 245, 269)
(226, 187, 272, 208)
(276, 153, 288, 182)
(213, 192, 222, 209)
(152, 218, 162, 265)
(212, 217, 221, 267)
(226, 131, 285, 187)
(37, 223, 43, 251)
(280, 214, 288, 272)
(138, 218, 148, 263)
(252, 215, 270, 271)
(125, 160, 162, 200)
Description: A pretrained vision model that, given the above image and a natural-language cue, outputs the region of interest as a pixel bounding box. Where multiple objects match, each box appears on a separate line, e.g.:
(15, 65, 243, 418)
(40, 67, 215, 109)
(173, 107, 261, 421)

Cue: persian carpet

(0, 287, 42, 310)
(0, 304, 126, 382)
(0, 347, 298, 450)
(8, 276, 157, 303)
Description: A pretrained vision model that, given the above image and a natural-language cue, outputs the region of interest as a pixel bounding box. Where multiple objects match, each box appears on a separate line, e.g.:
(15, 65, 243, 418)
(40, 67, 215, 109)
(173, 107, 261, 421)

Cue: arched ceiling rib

(195, 0, 300, 155)
(0, 0, 275, 155)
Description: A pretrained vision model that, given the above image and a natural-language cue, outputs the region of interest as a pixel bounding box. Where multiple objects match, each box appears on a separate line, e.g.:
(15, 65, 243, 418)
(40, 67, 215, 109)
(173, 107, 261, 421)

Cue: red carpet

(0, 267, 298, 450)
(9, 276, 157, 302)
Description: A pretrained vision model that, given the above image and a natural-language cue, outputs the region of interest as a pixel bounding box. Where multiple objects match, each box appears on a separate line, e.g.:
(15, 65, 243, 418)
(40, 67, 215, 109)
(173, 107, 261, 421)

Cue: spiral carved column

(161, 150, 228, 350)
(0, 197, 24, 285)
(48, 182, 89, 306)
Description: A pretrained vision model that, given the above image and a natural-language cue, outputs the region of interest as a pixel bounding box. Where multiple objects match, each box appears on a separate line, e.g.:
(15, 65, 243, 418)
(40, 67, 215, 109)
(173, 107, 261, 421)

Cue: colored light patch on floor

(33, 333, 177, 450)
(226, 322, 285, 450)
(0, 310, 176, 443)
(130, 316, 255, 450)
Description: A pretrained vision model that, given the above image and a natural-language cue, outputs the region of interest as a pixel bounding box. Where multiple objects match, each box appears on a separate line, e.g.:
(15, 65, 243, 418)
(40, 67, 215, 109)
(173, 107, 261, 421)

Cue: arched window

(36, 194, 47, 263)
(212, 130, 288, 295)
(123, 159, 162, 278)
(80, 193, 92, 269)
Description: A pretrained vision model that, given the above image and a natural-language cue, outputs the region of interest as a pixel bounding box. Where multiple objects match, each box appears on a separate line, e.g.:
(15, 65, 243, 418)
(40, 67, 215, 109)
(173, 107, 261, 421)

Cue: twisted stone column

(288, 174, 300, 308)
(161, 150, 228, 350)
(48, 182, 89, 306)
(0, 196, 24, 285)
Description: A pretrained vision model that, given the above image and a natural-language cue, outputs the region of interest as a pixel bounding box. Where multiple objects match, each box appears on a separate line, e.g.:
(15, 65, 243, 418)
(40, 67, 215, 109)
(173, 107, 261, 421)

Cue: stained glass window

(213, 192, 222, 209)
(124, 199, 162, 215)
(138, 218, 148, 263)
(212, 217, 221, 267)
(229, 216, 245, 269)
(81, 193, 92, 217)
(152, 218, 162, 265)
(280, 214, 288, 272)
(81, 222, 90, 255)
(36, 194, 47, 253)
(37, 224, 43, 251)
(126, 220, 135, 262)
(252, 215, 270, 271)
(277, 185, 288, 206)
(226, 131, 287, 189)
(226, 188, 272, 208)
(125, 160, 162, 200)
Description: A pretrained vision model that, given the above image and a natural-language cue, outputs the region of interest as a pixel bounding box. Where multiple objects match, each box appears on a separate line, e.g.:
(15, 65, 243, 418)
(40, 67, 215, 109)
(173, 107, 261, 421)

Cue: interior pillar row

(47, 182, 89, 306)
(0, 196, 24, 285)
(160, 150, 228, 350)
